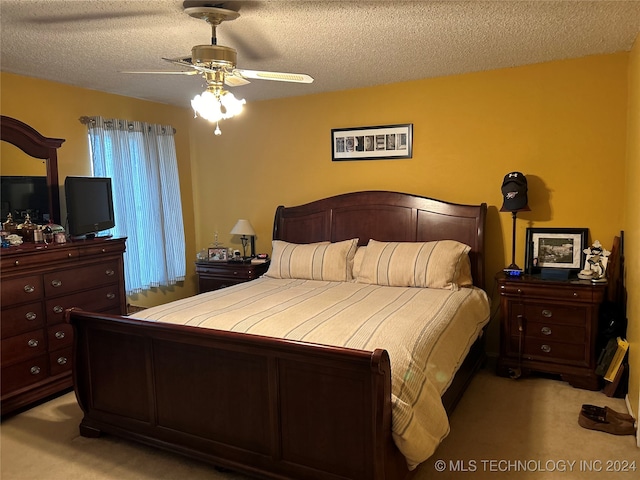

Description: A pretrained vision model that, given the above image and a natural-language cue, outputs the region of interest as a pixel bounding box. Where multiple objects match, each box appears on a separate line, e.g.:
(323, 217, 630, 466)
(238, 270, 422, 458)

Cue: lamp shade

(230, 219, 255, 236)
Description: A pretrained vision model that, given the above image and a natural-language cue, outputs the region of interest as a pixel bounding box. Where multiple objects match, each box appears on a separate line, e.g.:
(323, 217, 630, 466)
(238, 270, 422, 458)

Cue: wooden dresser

(1, 237, 126, 416)
(496, 273, 606, 390)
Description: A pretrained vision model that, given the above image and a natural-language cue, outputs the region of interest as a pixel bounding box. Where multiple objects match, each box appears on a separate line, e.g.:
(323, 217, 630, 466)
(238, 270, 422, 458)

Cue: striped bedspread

(132, 277, 490, 468)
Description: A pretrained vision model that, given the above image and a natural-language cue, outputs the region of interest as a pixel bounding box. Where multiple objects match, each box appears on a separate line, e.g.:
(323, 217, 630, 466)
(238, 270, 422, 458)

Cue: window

(85, 117, 186, 294)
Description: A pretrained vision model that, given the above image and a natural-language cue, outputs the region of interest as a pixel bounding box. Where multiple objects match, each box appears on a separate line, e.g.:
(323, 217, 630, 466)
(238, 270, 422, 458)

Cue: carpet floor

(1, 365, 638, 479)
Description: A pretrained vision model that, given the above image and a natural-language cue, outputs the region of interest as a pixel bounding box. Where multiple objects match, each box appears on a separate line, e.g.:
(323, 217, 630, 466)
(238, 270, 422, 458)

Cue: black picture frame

(525, 227, 589, 275)
(331, 124, 413, 161)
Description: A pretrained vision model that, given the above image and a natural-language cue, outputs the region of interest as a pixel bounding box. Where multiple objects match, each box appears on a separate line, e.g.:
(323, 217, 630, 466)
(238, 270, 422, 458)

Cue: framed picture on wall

(524, 227, 588, 275)
(331, 124, 413, 161)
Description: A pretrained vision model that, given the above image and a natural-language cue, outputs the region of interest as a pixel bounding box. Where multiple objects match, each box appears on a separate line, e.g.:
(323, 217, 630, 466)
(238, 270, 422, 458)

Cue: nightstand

(496, 273, 606, 390)
(195, 260, 270, 293)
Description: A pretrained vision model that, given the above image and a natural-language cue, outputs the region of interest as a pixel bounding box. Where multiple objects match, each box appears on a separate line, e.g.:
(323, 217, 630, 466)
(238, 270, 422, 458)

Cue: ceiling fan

(159, 6, 313, 86)
(126, 5, 313, 134)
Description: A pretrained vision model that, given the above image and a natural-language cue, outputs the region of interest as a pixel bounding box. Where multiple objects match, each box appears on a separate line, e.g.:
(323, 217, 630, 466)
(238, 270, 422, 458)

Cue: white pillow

(356, 239, 473, 289)
(265, 238, 359, 282)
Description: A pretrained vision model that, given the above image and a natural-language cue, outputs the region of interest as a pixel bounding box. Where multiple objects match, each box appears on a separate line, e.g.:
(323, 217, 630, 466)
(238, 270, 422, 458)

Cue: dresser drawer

(1, 303, 45, 339)
(43, 261, 121, 297)
(49, 347, 72, 377)
(47, 323, 74, 349)
(1, 329, 47, 365)
(1, 354, 48, 393)
(0, 274, 43, 307)
(0, 247, 77, 272)
(45, 284, 122, 324)
(522, 303, 587, 326)
(509, 336, 588, 366)
(78, 242, 125, 257)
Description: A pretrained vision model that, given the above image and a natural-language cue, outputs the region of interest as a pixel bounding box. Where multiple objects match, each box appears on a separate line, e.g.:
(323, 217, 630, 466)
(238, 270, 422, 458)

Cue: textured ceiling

(1, 1, 639, 108)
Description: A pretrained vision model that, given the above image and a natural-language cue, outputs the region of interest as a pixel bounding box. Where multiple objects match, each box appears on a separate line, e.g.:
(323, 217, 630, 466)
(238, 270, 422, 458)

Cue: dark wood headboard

(273, 191, 487, 290)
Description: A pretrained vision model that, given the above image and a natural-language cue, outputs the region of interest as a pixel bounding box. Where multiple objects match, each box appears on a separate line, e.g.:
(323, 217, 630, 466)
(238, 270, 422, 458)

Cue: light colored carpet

(1, 365, 638, 479)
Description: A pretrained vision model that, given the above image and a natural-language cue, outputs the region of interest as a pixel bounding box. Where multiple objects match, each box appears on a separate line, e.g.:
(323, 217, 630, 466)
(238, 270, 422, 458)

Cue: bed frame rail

(68, 309, 411, 480)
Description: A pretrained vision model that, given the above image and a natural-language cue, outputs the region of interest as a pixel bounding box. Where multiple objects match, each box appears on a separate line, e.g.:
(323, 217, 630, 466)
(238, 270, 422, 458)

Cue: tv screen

(64, 176, 115, 238)
(1, 175, 50, 224)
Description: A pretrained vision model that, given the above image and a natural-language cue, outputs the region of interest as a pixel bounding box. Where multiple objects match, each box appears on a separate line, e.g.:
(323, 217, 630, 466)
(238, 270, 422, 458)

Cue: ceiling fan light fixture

(191, 88, 246, 129)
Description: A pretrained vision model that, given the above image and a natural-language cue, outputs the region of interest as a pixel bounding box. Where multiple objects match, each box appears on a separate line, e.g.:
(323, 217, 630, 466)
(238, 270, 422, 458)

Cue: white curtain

(85, 117, 186, 294)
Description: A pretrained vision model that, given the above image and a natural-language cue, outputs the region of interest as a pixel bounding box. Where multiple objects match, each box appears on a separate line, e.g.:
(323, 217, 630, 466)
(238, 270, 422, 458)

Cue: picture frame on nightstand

(208, 247, 228, 262)
(525, 227, 588, 276)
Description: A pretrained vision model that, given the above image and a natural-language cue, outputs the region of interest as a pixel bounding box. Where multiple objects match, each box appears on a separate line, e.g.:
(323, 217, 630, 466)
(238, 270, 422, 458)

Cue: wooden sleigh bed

(67, 190, 487, 480)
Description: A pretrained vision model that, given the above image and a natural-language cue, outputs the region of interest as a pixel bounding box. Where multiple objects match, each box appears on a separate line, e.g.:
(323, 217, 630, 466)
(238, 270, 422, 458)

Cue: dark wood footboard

(67, 308, 412, 480)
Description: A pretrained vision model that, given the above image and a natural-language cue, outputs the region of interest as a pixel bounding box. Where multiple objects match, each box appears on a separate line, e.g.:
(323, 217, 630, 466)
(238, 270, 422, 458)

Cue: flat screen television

(64, 176, 115, 239)
(1, 175, 50, 224)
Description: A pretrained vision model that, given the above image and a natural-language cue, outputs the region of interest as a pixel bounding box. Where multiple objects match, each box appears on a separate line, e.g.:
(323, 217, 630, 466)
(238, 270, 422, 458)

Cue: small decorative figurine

(579, 240, 610, 283)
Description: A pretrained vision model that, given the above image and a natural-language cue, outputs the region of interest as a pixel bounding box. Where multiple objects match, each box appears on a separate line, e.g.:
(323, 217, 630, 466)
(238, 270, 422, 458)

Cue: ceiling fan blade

(224, 74, 251, 87)
(162, 56, 195, 69)
(122, 70, 199, 75)
(233, 69, 314, 84)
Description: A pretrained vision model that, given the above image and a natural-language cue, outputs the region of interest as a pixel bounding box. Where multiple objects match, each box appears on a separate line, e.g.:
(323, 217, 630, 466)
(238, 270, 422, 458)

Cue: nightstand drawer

(499, 282, 598, 302)
(510, 336, 588, 366)
(523, 303, 587, 326)
(520, 320, 586, 344)
(196, 261, 270, 293)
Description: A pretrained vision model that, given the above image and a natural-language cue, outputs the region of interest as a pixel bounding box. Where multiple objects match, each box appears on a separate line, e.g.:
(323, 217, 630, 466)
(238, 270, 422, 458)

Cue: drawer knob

(68, 253, 73, 258)
(102, 248, 106, 253)
(53, 305, 64, 314)
(541, 344, 551, 353)
(25, 311, 37, 321)
(105, 269, 115, 276)
(57, 356, 68, 365)
(30, 366, 41, 375)
(27, 338, 39, 347)
(106, 292, 116, 300)
(573, 292, 578, 297)
(55, 331, 66, 339)
(23, 284, 35, 293)
(14, 260, 20, 266)
(51, 279, 62, 287)
(541, 326, 552, 336)
(542, 309, 552, 318)
(517, 288, 522, 294)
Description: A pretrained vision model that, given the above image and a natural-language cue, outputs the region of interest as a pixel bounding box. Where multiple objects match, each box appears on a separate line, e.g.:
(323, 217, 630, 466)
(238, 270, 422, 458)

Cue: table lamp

(500, 172, 530, 276)
(230, 219, 256, 259)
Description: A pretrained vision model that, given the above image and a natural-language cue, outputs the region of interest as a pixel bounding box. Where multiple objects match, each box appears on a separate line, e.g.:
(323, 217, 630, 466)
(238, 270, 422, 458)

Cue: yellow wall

(192, 53, 629, 353)
(1, 52, 632, 358)
(0, 72, 198, 307)
(625, 37, 640, 420)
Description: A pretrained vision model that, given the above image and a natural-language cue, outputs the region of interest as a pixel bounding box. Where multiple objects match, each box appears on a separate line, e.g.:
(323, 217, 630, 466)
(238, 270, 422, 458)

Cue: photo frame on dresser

(525, 227, 588, 275)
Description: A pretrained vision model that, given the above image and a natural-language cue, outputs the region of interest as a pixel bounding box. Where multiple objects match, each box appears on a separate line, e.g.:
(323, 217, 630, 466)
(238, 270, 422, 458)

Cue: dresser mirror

(0, 116, 65, 225)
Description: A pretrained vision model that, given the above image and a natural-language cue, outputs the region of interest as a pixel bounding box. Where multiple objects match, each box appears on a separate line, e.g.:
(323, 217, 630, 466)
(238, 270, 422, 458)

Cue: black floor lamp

(500, 172, 530, 276)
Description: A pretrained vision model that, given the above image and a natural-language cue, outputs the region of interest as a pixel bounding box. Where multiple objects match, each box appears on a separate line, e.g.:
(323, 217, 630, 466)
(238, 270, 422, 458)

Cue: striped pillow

(265, 239, 359, 282)
(356, 239, 473, 289)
